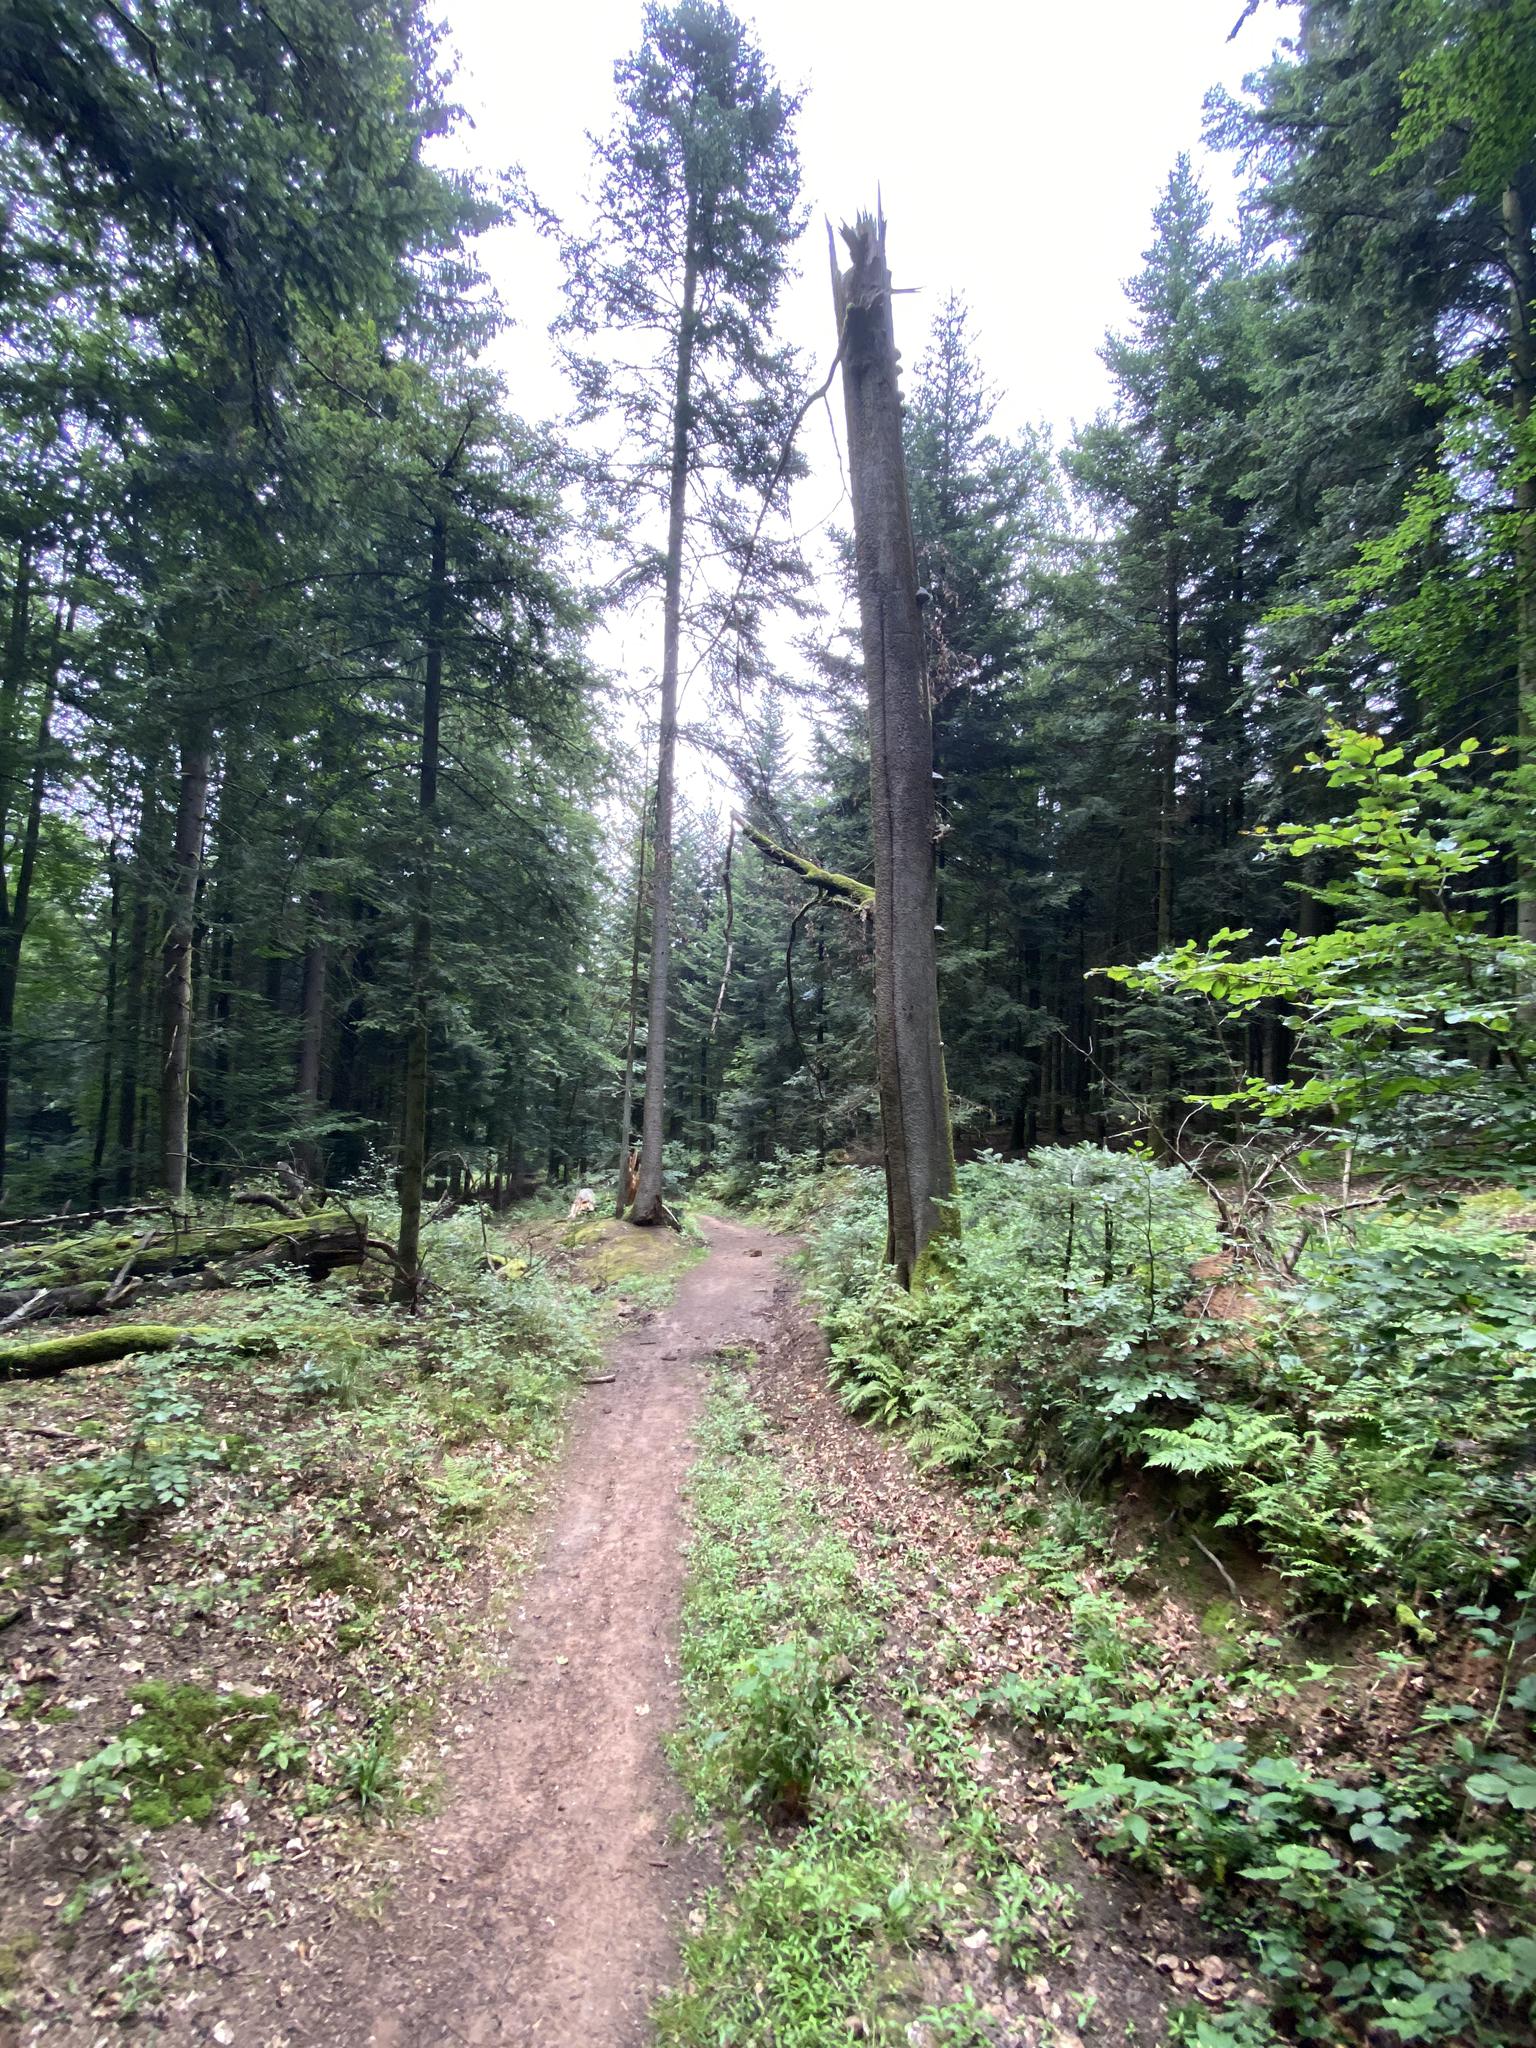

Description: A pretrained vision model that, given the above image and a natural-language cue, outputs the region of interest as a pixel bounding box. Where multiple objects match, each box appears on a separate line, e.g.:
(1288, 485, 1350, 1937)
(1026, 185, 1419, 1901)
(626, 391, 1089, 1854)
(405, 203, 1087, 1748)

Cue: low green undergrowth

(806, 1153, 1536, 2043)
(692, 1152, 861, 1233)
(5, 1208, 600, 1934)
(657, 1362, 1096, 2048)
(659, 1361, 918, 2045)
(809, 1152, 1536, 1616)
(976, 1505, 1536, 2045)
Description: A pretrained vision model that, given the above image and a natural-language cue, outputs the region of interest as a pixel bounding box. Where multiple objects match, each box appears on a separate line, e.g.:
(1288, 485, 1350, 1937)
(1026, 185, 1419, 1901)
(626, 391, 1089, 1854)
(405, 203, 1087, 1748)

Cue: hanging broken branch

(732, 813, 873, 911)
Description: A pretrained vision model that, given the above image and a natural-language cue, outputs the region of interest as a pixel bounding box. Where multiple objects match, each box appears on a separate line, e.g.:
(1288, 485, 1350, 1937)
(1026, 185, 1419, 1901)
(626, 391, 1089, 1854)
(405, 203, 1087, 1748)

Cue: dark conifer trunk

(1506, 181, 1536, 956)
(395, 512, 447, 1301)
(114, 825, 154, 1202)
(615, 782, 649, 1218)
(631, 239, 700, 1226)
(296, 904, 328, 1183)
(160, 727, 212, 1202)
(88, 859, 123, 1205)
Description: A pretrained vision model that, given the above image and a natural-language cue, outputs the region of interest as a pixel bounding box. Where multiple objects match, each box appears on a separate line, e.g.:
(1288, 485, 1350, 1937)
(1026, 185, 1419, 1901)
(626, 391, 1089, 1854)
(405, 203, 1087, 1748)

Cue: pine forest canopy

(0, 0, 1532, 1284)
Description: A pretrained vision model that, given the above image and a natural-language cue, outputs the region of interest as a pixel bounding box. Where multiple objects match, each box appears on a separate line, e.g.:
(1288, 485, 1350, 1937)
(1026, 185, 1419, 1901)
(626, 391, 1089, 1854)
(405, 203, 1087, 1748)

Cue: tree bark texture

(831, 213, 958, 1287)
(1505, 181, 1536, 953)
(615, 782, 649, 1218)
(296, 901, 328, 1182)
(631, 242, 700, 1225)
(159, 728, 211, 1202)
(394, 512, 447, 1301)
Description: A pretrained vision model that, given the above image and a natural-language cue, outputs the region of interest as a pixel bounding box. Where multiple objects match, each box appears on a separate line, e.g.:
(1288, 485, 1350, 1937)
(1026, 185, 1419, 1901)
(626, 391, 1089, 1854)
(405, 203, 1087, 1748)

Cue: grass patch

(656, 1360, 1092, 2048)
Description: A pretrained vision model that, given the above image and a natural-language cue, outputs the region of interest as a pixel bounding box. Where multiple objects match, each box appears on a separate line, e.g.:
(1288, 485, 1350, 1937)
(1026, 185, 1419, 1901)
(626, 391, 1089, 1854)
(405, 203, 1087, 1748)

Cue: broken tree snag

(830, 211, 959, 1289)
(0, 1324, 192, 1382)
(732, 815, 874, 911)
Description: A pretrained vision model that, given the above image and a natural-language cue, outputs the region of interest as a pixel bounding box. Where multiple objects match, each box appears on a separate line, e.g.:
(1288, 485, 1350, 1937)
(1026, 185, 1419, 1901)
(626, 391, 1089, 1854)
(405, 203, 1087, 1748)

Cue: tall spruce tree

(562, 0, 804, 1225)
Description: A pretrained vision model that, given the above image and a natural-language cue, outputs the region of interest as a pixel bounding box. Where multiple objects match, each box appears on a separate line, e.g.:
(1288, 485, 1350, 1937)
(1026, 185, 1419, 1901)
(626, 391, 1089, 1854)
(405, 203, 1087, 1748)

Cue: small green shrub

(340, 1727, 401, 1814)
(55, 1363, 223, 1536)
(712, 1640, 835, 1817)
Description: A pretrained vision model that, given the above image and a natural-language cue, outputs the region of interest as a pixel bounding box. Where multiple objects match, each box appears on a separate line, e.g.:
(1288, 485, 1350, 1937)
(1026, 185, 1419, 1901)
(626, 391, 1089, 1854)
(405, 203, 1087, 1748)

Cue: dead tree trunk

(831, 212, 958, 1288)
(160, 725, 212, 1202)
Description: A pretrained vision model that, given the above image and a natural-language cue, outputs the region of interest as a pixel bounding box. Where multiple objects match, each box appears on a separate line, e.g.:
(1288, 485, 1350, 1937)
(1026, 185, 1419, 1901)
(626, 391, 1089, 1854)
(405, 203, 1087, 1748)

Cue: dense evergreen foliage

(0, 0, 1532, 1218)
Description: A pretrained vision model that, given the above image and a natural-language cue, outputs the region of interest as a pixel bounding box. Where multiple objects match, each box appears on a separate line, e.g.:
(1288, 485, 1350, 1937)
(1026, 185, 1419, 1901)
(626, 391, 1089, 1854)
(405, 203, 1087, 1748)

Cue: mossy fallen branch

(732, 814, 873, 911)
(0, 1324, 197, 1381)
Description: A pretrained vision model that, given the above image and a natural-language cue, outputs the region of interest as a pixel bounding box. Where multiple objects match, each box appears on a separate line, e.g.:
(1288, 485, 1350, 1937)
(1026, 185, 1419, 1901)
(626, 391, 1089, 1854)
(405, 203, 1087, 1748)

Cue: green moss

(1201, 1597, 1239, 1639)
(121, 1680, 282, 1827)
(0, 1927, 39, 1992)
(303, 1544, 382, 1600)
(560, 1215, 704, 1302)
(11, 1684, 72, 1724)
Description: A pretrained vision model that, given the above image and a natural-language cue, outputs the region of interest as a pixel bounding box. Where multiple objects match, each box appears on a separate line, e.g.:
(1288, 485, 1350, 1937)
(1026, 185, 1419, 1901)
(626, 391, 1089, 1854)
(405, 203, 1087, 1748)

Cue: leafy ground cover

(0, 1205, 623, 2035)
(658, 1343, 1218, 2048)
(784, 1154, 1536, 2045)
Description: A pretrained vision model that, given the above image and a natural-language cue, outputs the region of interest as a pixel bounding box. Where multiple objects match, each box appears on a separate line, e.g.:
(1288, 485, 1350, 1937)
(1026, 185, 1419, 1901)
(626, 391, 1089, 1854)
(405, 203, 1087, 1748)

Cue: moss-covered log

(0, 1280, 120, 1323)
(0, 1324, 193, 1381)
(0, 1210, 364, 1292)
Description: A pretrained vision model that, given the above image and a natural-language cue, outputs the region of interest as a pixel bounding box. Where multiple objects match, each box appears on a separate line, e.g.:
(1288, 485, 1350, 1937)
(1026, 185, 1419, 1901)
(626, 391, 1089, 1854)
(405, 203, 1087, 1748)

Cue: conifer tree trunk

(160, 726, 211, 1202)
(394, 512, 447, 1301)
(88, 858, 123, 1205)
(1506, 181, 1536, 954)
(631, 243, 699, 1225)
(615, 783, 649, 1218)
(296, 903, 327, 1183)
(831, 214, 958, 1287)
(113, 803, 155, 1202)
(0, 562, 65, 1204)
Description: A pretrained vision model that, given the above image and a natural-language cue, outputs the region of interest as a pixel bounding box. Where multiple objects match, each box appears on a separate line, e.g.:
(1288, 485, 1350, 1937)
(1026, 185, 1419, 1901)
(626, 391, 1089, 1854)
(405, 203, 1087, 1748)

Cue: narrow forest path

(225, 1214, 791, 2048)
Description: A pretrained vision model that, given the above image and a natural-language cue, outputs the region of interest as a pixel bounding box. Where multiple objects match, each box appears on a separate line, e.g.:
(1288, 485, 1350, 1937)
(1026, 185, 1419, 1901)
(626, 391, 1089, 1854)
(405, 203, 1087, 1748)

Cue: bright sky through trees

(440, 0, 1286, 441)
(434, 0, 1287, 720)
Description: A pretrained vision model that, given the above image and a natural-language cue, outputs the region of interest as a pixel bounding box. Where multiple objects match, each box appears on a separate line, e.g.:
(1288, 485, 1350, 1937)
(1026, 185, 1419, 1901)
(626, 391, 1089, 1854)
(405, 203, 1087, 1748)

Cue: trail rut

(224, 1213, 790, 2048)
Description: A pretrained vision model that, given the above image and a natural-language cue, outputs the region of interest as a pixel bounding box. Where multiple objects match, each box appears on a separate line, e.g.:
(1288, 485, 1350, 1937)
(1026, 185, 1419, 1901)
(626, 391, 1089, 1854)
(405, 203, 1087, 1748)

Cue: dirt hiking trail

(227, 1213, 790, 2048)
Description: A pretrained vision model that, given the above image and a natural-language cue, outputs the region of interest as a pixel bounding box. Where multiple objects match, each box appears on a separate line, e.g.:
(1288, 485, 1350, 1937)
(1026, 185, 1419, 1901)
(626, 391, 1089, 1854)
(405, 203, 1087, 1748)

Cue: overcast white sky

(432, 0, 1290, 763)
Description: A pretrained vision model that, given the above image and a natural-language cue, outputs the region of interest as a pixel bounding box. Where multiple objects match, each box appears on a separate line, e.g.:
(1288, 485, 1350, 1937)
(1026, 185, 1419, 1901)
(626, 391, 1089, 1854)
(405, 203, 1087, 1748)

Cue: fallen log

(0, 1280, 129, 1322)
(0, 1324, 193, 1382)
(0, 1210, 365, 1293)
(232, 1190, 304, 1219)
(0, 1215, 376, 1322)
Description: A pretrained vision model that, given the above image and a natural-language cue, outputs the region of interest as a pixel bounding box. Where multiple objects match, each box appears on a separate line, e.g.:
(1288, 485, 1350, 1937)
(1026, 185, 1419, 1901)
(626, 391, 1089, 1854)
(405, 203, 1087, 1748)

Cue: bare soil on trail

(210, 1213, 791, 2048)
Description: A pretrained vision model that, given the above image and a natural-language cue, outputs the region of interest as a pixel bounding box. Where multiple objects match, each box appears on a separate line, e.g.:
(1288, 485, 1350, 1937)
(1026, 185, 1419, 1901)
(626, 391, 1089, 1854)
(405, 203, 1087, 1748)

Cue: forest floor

(4, 1208, 1260, 2048)
(214, 1211, 790, 2048)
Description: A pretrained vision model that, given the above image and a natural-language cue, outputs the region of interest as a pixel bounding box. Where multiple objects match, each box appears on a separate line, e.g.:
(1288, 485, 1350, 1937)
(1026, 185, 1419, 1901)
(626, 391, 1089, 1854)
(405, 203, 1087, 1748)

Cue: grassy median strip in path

(656, 1356, 1097, 2048)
